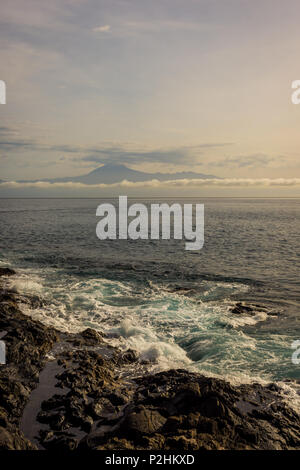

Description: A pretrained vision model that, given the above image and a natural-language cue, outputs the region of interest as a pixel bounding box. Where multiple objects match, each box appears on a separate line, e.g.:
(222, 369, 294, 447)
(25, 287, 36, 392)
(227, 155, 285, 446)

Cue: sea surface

(0, 198, 299, 394)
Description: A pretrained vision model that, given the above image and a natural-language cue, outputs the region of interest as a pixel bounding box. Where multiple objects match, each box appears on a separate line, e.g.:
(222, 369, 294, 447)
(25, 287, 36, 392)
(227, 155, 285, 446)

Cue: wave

(2, 264, 297, 412)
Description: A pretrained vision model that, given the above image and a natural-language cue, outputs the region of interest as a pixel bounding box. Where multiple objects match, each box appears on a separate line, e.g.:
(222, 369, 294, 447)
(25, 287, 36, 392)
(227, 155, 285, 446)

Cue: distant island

(13, 163, 218, 185)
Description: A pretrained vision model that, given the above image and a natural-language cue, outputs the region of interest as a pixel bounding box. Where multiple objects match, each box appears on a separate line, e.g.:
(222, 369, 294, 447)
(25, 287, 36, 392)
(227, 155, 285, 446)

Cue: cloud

(0, 126, 18, 135)
(1, 178, 300, 190)
(93, 25, 111, 33)
(0, 132, 233, 166)
(0, 0, 84, 31)
(109, 19, 220, 38)
(72, 142, 233, 166)
(0, 138, 37, 151)
(211, 154, 278, 168)
(80, 147, 195, 166)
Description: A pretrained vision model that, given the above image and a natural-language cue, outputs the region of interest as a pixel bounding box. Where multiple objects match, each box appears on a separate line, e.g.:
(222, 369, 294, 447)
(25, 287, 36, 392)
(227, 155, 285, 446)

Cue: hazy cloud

(1, 178, 300, 190)
(210, 154, 279, 168)
(0, 133, 233, 166)
(74, 142, 233, 166)
(0, 127, 18, 135)
(93, 24, 111, 33)
(0, 138, 37, 151)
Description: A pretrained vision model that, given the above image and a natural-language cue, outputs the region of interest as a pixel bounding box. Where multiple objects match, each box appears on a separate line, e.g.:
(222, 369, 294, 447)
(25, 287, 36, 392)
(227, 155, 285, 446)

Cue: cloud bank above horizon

(1, 177, 300, 198)
(1, 0, 300, 195)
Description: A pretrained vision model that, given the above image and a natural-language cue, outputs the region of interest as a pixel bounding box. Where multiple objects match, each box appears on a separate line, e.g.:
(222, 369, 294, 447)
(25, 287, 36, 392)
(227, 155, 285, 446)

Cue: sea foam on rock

(1, 269, 300, 450)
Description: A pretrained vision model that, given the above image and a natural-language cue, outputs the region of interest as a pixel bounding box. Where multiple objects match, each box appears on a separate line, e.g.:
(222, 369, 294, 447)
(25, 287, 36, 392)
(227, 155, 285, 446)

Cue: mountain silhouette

(16, 163, 217, 185)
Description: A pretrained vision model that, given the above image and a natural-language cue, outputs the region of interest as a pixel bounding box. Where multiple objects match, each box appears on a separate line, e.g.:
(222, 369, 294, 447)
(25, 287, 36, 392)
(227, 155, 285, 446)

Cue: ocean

(0, 198, 299, 389)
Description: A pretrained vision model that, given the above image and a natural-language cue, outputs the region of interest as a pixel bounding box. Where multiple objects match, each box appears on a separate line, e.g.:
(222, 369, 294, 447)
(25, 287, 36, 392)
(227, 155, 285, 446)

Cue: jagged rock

(166, 435, 199, 450)
(80, 328, 102, 345)
(199, 397, 226, 418)
(42, 433, 78, 451)
(0, 267, 16, 277)
(123, 408, 167, 436)
(105, 391, 128, 406)
(119, 349, 138, 364)
(0, 426, 36, 450)
(230, 302, 254, 314)
(230, 302, 270, 316)
(88, 398, 115, 420)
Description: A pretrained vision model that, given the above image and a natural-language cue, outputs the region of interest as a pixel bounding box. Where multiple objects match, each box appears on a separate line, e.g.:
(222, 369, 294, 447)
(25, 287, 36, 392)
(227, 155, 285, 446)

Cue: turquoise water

(0, 198, 299, 389)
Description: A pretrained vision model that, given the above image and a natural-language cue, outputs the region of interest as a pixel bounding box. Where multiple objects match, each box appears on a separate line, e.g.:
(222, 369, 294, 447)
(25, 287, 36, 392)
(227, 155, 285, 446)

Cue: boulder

(123, 408, 167, 436)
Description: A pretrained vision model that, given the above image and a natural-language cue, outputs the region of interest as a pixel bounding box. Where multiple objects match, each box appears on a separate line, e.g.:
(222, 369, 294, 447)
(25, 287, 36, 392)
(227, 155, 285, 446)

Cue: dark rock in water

(230, 303, 255, 315)
(229, 302, 271, 315)
(81, 415, 94, 433)
(0, 267, 16, 277)
(80, 328, 102, 345)
(229, 302, 276, 317)
(119, 349, 138, 364)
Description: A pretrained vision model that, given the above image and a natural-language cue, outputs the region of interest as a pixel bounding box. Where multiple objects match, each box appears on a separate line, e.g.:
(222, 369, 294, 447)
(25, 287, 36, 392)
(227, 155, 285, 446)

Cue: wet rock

(49, 412, 67, 431)
(166, 435, 199, 450)
(88, 398, 115, 420)
(80, 328, 102, 345)
(200, 397, 226, 418)
(123, 408, 167, 437)
(81, 415, 94, 433)
(42, 432, 78, 451)
(138, 434, 165, 450)
(41, 395, 66, 411)
(105, 391, 128, 406)
(0, 426, 36, 450)
(39, 429, 54, 443)
(0, 408, 9, 428)
(0, 267, 16, 277)
(95, 437, 135, 450)
(119, 349, 138, 364)
(230, 303, 255, 315)
(197, 416, 218, 434)
(163, 415, 183, 432)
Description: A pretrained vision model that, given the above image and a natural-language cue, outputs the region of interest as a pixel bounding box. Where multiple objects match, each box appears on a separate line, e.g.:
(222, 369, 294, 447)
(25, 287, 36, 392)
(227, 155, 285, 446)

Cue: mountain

(17, 163, 217, 185)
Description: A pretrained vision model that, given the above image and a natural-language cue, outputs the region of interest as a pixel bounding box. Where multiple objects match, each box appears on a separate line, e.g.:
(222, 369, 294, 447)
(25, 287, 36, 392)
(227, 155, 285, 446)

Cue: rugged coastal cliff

(0, 268, 299, 451)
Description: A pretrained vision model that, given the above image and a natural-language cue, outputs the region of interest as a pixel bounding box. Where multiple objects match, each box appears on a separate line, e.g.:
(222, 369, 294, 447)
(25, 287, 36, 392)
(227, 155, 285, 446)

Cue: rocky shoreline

(0, 267, 300, 450)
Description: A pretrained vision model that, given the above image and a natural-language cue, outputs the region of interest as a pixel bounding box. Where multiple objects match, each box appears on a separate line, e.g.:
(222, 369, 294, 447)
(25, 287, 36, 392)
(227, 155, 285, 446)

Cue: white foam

(276, 381, 300, 414)
(225, 310, 269, 327)
(10, 279, 43, 294)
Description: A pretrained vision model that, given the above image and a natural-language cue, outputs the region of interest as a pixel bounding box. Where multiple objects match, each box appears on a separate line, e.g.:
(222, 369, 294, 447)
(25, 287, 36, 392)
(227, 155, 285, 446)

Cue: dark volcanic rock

(0, 267, 16, 277)
(79, 370, 300, 450)
(79, 328, 103, 345)
(0, 426, 36, 450)
(230, 303, 256, 315)
(230, 302, 271, 316)
(0, 272, 59, 449)
(123, 407, 167, 437)
(41, 432, 78, 451)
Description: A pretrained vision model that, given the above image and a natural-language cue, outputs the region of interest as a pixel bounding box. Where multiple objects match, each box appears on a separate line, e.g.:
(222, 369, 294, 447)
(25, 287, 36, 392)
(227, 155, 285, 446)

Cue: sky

(0, 0, 300, 196)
